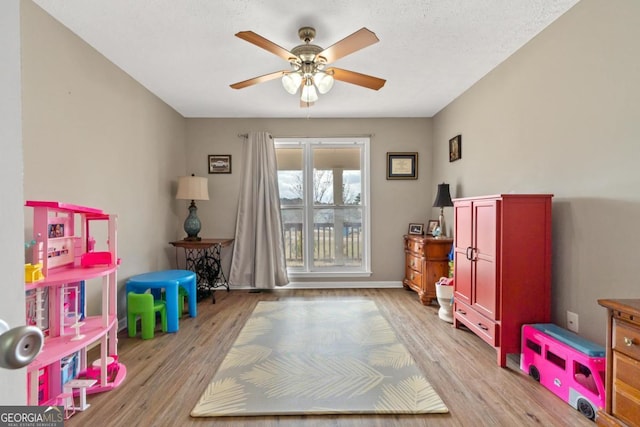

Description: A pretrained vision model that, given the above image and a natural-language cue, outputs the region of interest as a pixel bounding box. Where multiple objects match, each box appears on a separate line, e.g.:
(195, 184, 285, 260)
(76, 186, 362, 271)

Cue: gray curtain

(229, 131, 289, 288)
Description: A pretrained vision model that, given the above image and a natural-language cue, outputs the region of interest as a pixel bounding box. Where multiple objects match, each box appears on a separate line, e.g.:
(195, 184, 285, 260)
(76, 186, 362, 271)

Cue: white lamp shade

(301, 83, 318, 103)
(176, 176, 209, 201)
(282, 73, 302, 94)
(314, 72, 334, 94)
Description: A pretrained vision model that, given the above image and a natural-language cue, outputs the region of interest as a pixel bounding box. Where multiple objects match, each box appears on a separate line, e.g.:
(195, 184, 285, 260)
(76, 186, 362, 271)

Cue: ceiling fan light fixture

(314, 71, 334, 94)
(301, 81, 318, 103)
(282, 72, 302, 95)
(232, 26, 385, 107)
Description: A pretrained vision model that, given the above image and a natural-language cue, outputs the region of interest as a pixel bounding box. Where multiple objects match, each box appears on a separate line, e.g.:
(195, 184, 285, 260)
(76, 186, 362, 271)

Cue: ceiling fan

(230, 26, 386, 106)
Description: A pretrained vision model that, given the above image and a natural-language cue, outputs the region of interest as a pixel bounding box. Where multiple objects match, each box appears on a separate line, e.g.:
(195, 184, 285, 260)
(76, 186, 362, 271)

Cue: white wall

(0, 0, 27, 405)
(432, 0, 640, 344)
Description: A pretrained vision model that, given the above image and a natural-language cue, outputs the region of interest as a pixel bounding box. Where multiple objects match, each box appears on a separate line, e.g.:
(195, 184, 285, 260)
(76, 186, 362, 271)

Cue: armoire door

(472, 199, 498, 320)
(453, 200, 473, 305)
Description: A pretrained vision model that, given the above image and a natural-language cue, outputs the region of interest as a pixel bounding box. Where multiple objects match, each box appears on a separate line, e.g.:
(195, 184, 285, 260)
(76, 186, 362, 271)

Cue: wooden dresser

(597, 299, 640, 427)
(403, 235, 452, 305)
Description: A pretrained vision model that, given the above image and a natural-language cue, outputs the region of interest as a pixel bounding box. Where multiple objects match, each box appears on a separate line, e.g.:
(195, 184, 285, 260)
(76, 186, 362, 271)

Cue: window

(275, 137, 371, 277)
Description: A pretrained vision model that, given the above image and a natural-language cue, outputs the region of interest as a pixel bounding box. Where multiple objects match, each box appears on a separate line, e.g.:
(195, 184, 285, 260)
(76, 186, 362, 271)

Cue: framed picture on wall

(208, 155, 232, 174)
(387, 152, 418, 179)
(449, 135, 461, 162)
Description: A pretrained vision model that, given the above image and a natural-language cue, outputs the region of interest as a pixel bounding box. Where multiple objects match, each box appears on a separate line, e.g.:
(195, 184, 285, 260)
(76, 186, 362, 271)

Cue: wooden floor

(67, 288, 593, 427)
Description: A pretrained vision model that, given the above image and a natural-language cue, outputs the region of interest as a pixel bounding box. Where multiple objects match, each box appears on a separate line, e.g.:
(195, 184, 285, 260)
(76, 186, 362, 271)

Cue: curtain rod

(237, 133, 374, 138)
(237, 133, 272, 139)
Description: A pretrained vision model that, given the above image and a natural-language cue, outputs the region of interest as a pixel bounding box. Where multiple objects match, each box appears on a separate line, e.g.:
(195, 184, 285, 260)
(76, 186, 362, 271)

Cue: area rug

(191, 300, 448, 417)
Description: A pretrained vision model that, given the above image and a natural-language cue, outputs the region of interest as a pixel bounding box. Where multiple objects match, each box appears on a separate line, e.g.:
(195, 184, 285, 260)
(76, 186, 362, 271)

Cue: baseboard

(231, 281, 404, 289)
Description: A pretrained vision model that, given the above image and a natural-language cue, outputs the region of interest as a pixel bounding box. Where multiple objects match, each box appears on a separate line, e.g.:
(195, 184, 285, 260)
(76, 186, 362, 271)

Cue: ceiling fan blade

(317, 28, 379, 64)
(230, 70, 287, 89)
(235, 31, 295, 61)
(327, 67, 386, 90)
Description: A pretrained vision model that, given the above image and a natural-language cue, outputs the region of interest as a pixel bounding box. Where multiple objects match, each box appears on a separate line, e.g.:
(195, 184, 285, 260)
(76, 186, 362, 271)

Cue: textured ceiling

(32, 0, 580, 118)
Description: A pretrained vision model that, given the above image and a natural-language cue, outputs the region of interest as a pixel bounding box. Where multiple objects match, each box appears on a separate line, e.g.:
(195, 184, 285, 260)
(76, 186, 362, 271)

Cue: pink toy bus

(520, 323, 606, 421)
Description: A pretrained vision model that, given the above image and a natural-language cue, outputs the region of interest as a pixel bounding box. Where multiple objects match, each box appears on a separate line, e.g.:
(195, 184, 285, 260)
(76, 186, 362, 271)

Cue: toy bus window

(546, 350, 566, 370)
(574, 362, 599, 395)
(525, 338, 542, 355)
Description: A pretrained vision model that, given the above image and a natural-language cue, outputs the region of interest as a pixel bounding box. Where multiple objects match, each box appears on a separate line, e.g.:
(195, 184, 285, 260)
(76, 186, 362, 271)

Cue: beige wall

(432, 0, 640, 344)
(186, 118, 434, 283)
(0, 0, 27, 405)
(14, 0, 637, 379)
(20, 1, 187, 320)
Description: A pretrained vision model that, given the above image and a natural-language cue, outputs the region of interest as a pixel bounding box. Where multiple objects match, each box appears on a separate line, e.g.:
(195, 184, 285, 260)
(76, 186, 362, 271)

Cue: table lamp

(432, 182, 453, 238)
(176, 174, 209, 241)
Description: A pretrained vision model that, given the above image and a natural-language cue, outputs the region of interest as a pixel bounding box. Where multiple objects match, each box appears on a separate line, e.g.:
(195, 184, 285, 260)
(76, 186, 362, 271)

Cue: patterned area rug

(191, 300, 448, 417)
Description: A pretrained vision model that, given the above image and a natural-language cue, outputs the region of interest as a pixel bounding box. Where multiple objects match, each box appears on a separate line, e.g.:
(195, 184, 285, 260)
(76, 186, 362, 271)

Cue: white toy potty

(435, 277, 454, 323)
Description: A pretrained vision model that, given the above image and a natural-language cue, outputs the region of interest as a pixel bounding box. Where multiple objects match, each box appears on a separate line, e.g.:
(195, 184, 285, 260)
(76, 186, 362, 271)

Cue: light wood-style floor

(66, 288, 593, 427)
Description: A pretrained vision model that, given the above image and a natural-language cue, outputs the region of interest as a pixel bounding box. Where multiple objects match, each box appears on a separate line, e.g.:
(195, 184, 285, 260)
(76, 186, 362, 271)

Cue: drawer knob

(624, 336, 635, 346)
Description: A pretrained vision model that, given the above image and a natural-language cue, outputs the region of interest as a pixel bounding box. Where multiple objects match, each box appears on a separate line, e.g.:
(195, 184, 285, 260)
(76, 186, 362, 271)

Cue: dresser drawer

(406, 254, 423, 273)
(613, 320, 640, 360)
(612, 351, 640, 426)
(405, 268, 423, 288)
(405, 239, 424, 254)
(454, 301, 498, 347)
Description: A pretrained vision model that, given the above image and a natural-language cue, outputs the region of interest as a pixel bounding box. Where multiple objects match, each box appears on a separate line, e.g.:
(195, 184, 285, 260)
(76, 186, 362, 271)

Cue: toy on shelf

(520, 323, 606, 421)
(80, 251, 112, 267)
(25, 263, 44, 283)
(24, 200, 126, 408)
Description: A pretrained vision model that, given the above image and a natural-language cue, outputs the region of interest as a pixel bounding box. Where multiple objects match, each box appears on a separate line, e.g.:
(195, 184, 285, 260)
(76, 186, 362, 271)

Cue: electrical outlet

(567, 311, 579, 333)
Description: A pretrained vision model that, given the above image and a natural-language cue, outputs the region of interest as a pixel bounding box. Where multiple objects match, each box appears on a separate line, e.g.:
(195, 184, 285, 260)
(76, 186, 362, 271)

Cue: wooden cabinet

(597, 299, 640, 427)
(452, 194, 553, 367)
(403, 235, 452, 305)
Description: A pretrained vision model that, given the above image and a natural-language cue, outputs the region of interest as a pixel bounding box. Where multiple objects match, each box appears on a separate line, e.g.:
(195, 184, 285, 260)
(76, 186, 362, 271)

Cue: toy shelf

(25, 265, 117, 291)
(25, 200, 125, 408)
(27, 315, 117, 371)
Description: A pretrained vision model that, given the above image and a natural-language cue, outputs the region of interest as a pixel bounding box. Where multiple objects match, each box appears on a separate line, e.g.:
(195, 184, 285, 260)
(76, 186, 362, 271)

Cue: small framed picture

(449, 135, 461, 162)
(387, 152, 418, 180)
(427, 219, 440, 236)
(208, 155, 232, 174)
(48, 223, 64, 238)
(408, 223, 424, 235)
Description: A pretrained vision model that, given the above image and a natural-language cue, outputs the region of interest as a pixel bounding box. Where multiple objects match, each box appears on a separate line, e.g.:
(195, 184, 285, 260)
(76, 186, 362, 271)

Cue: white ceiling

(32, 0, 580, 118)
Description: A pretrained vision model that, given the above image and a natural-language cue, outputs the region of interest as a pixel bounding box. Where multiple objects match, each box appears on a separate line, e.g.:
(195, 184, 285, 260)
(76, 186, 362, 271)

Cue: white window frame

(275, 137, 371, 278)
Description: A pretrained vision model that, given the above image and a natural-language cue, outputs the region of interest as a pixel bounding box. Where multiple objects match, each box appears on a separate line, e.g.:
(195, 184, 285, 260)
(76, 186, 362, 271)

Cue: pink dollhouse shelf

(25, 265, 117, 291)
(27, 315, 118, 372)
(25, 201, 104, 215)
(83, 363, 127, 396)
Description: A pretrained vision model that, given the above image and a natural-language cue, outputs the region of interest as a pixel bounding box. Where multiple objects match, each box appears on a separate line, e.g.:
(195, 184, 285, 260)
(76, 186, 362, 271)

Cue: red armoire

(453, 194, 553, 367)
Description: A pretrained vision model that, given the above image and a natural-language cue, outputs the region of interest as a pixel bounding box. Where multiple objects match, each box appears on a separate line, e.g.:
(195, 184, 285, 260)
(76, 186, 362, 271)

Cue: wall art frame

(449, 135, 461, 162)
(387, 152, 418, 180)
(208, 154, 232, 174)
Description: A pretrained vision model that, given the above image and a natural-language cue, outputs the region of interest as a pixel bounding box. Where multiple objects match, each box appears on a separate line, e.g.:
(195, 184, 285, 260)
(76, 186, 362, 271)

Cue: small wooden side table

(169, 238, 234, 303)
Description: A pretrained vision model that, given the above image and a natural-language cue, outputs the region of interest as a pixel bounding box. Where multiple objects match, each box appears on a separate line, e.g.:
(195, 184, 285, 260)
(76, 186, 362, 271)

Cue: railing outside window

(282, 222, 362, 266)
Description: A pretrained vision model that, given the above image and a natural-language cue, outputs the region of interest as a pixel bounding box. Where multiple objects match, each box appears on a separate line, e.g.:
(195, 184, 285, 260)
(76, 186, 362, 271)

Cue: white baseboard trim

(231, 281, 404, 290)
